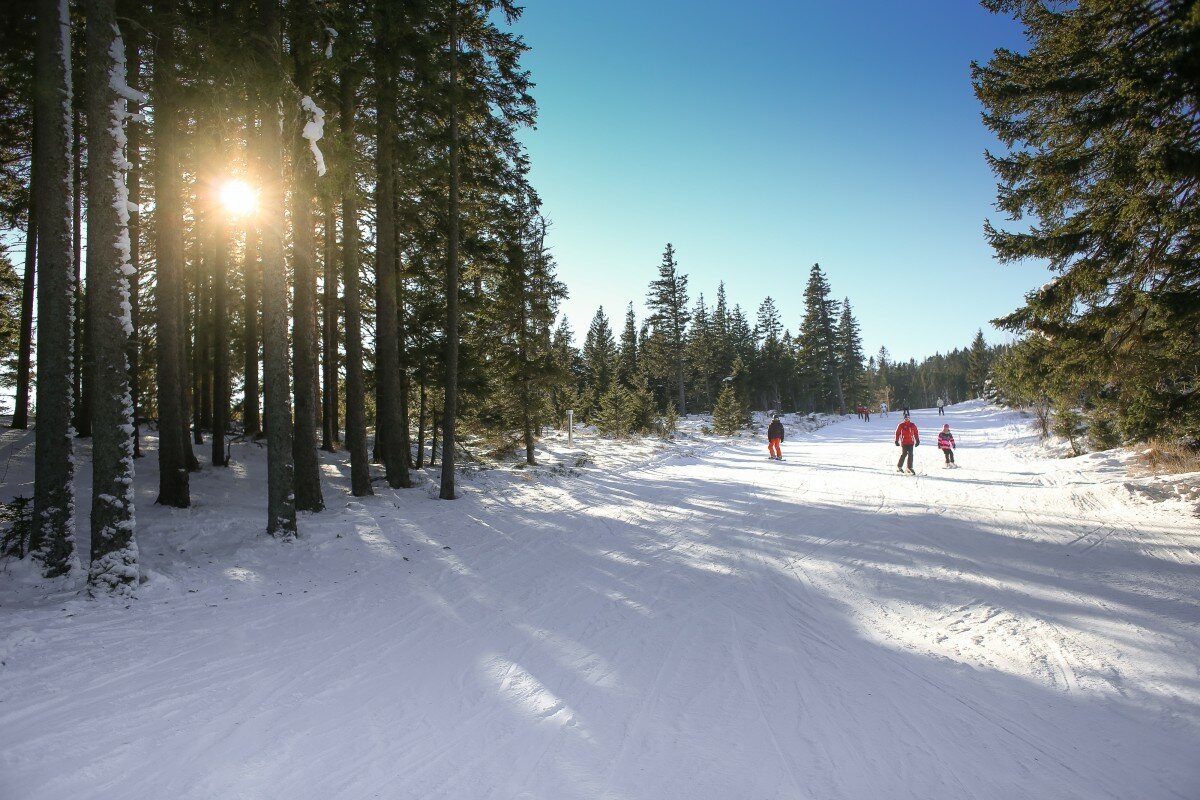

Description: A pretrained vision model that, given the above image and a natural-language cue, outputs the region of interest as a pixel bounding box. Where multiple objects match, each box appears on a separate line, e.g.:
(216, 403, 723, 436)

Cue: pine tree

(581, 306, 616, 417)
(258, 0, 296, 537)
(616, 302, 639, 389)
(797, 263, 845, 414)
(151, 0, 189, 508)
(967, 328, 990, 398)
(974, 0, 1200, 440)
(712, 356, 750, 435)
(84, 0, 138, 594)
(836, 298, 866, 409)
(30, 0, 79, 576)
(288, 1, 325, 510)
(646, 243, 689, 414)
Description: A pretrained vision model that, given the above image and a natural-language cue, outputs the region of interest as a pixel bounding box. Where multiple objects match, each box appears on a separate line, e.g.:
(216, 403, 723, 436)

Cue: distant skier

(767, 414, 784, 460)
(895, 414, 919, 473)
(880, 401, 889, 418)
(937, 397, 946, 416)
(863, 405, 870, 422)
(938, 423, 956, 467)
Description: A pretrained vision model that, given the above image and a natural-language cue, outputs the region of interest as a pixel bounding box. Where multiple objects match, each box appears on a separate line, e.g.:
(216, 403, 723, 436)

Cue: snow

(1, 403, 1198, 799)
(324, 27, 338, 60)
(299, 96, 327, 177)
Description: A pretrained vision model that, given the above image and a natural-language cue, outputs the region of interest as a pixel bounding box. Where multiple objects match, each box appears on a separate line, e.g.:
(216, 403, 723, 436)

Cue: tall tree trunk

(290, 8, 324, 512)
(394, 194, 412, 471)
(73, 108, 91, 437)
(417, 376, 427, 470)
(439, 0, 460, 500)
(339, 72, 371, 496)
(243, 219, 261, 436)
(259, 0, 296, 536)
(31, 0, 79, 575)
(12, 143, 35, 430)
(415, 375, 426, 469)
(152, 0, 189, 507)
(373, 1, 408, 489)
(321, 195, 337, 451)
(199, 256, 213, 433)
(211, 170, 229, 467)
(85, 0, 138, 594)
(126, 29, 142, 458)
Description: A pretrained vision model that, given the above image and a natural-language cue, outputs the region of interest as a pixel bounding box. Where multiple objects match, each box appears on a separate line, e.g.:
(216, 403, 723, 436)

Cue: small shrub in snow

(0, 495, 34, 559)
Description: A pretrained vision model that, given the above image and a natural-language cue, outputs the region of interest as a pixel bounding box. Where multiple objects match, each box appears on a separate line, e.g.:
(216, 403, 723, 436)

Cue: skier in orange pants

(768, 414, 784, 460)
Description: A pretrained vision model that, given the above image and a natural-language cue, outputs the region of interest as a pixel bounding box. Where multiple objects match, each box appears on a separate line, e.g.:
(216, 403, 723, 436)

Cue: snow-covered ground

(2, 402, 1198, 800)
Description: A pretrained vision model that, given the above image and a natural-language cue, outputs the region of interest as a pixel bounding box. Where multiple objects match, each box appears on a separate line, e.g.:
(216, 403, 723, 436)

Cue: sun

(219, 179, 257, 217)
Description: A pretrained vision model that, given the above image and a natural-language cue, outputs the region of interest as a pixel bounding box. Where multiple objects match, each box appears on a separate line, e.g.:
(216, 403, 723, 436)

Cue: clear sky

(515, 1, 1052, 362)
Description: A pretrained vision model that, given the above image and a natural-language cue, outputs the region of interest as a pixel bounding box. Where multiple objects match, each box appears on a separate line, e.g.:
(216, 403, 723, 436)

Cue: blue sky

(515, 1, 1051, 362)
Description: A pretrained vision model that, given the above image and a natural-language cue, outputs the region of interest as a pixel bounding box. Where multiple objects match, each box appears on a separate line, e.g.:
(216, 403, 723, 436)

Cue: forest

(1, 0, 1195, 601)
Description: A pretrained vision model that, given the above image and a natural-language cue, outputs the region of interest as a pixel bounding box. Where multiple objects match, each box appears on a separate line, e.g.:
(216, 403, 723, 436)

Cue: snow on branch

(300, 96, 327, 177)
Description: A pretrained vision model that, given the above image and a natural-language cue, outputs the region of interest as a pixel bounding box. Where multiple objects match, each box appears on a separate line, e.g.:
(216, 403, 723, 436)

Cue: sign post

(567, 409, 574, 447)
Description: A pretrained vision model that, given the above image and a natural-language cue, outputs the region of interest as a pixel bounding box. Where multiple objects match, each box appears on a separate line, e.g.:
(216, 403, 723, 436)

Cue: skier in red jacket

(894, 413, 919, 473)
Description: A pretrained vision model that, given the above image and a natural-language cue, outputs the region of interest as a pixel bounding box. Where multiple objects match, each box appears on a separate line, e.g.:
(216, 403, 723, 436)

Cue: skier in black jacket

(767, 414, 784, 460)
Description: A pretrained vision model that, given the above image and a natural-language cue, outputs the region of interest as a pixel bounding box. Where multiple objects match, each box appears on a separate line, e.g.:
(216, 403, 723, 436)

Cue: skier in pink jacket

(938, 424, 956, 467)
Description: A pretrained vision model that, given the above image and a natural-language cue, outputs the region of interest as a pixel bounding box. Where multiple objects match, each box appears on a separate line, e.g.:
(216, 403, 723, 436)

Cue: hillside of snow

(1, 402, 1198, 800)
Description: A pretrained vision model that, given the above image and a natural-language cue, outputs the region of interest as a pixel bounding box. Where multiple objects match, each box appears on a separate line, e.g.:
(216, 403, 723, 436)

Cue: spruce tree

(30, 0, 78, 576)
(836, 298, 866, 409)
(798, 263, 845, 414)
(646, 243, 689, 414)
(84, 0, 138, 594)
(581, 306, 616, 417)
(974, 0, 1200, 440)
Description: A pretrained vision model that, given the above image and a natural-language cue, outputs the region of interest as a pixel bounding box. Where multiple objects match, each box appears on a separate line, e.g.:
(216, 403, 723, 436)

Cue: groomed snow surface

(2, 401, 1198, 800)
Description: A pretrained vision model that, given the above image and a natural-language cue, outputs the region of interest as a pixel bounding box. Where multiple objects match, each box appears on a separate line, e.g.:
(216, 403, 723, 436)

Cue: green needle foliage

(974, 0, 1200, 445)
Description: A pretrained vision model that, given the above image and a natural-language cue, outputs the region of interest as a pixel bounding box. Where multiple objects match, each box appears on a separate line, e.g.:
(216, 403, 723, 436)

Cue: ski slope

(2, 403, 1198, 800)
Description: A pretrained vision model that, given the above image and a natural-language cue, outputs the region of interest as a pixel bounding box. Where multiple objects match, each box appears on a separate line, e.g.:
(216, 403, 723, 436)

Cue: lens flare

(219, 180, 257, 217)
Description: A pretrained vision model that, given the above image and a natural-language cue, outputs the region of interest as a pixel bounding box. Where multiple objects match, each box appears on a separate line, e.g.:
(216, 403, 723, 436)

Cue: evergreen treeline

(556, 249, 999, 435)
(974, 0, 1199, 449)
(0, 0, 562, 593)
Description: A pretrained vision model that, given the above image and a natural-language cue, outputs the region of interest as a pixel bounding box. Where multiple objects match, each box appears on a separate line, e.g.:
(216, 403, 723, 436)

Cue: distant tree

(798, 263, 844, 414)
(836, 298, 866, 407)
(646, 243, 690, 414)
(581, 306, 617, 417)
(967, 329, 990, 397)
(712, 356, 751, 435)
(616, 302, 639, 389)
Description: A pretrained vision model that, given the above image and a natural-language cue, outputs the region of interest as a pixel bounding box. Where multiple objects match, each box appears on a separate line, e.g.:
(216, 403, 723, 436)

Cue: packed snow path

(2, 403, 1198, 799)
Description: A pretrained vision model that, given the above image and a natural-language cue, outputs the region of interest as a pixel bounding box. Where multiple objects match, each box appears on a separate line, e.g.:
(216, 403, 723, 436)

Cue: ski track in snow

(2, 402, 1199, 799)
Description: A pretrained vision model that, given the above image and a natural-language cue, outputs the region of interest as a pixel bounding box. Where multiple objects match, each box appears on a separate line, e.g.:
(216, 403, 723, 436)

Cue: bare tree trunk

(152, 0, 189, 507)
(211, 155, 229, 467)
(439, 0, 460, 500)
(415, 375, 426, 468)
(31, 0, 79, 575)
(12, 144, 35, 430)
(73, 107, 91, 438)
(259, 0, 296, 537)
(373, 1, 409, 489)
(125, 29, 142, 458)
(339, 70, 371, 496)
(243, 219, 260, 436)
(85, 0, 138, 594)
(321, 195, 337, 451)
(289, 7, 324, 513)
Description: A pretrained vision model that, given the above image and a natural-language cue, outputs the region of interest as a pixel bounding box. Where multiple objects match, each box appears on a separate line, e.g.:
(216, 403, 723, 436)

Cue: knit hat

(943, 424, 950, 430)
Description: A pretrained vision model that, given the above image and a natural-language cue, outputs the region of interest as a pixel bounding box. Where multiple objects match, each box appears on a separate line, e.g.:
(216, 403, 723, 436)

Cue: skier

(895, 414, 919, 473)
(937, 396, 946, 416)
(938, 423, 956, 467)
(863, 404, 870, 422)
(767, 413, 784, 460)
(880, 401, 889, 418)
